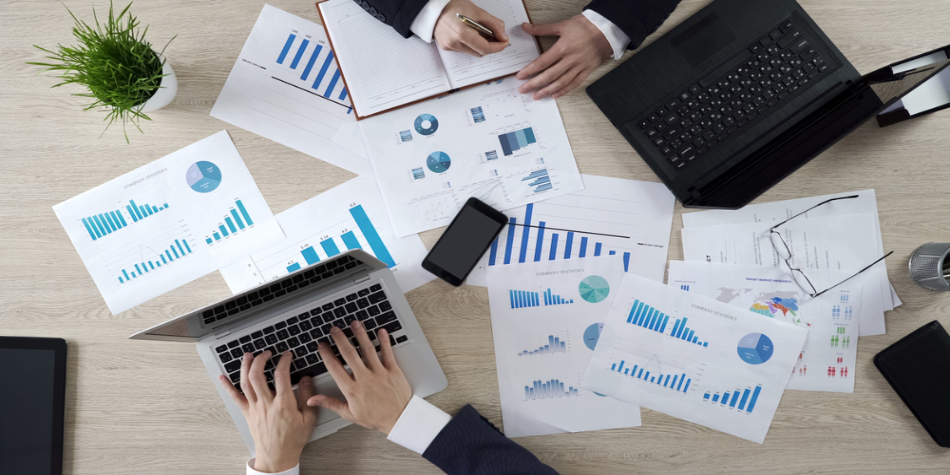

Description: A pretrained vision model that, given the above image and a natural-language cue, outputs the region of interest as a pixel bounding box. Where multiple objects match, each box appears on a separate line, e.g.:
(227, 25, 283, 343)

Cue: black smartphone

(422, 198, 508, 286)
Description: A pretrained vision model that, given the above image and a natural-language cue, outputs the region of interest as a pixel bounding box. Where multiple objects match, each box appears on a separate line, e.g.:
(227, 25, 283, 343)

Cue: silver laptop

(131, 249, 447, 454)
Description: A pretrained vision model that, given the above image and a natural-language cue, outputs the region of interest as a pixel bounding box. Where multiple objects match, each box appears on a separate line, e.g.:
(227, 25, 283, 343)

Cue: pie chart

(737, 333, 774, 365)
(583, 323, 604, 350)
(427, 151, 451, 173)
(579, 275, 610, 303)
(415, 113, 439, 135)
(186, 161, 222, 193)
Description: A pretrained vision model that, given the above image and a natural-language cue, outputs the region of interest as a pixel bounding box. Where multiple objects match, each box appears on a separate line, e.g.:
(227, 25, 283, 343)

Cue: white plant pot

(137, 54, 177, 112)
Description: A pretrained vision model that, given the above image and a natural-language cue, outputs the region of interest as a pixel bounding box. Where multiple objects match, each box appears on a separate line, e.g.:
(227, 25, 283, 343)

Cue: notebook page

(439, 0, 539, 87)
(321, 0, 450, 116)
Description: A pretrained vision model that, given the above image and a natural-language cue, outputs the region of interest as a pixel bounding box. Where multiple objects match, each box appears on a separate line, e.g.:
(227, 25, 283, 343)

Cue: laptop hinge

(688, 187, 702, 200)
(214, 329, 232, 339)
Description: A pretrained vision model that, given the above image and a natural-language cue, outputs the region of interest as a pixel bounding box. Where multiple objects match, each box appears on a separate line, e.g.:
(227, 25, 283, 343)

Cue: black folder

(874, 320, 950, 448)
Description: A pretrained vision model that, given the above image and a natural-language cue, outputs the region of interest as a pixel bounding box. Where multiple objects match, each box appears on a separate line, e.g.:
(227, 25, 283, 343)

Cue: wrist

(253, 454, 299, 474)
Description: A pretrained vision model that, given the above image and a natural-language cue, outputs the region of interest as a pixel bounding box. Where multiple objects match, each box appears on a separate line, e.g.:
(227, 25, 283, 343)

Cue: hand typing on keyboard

(218, 350, 317, 474)
(306, 321, 412, 435)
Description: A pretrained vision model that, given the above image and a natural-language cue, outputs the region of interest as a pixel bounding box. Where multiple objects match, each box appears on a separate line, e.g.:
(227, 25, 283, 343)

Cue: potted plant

(29, 2, 176, 141)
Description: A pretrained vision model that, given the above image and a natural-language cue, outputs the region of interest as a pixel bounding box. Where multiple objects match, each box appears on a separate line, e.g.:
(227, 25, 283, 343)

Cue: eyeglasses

(769, 195, 894, 298)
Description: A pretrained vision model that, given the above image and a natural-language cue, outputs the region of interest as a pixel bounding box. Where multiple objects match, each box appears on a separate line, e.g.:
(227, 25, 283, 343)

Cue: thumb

(480, 14, 508, 43)
(308, 394, 350, 418)
(521, 21, 560, 37)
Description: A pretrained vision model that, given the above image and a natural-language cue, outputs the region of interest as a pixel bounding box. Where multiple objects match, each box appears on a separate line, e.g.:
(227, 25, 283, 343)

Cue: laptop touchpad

(671, 12, 736, 68)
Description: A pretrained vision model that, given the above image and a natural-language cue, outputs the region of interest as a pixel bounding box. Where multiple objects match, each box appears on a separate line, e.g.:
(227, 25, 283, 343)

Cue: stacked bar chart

(524, 378, 580, 400)
(521, 169, 552, 193)
(609, 360, 692, 393)
(517, 335, 568, 356)
(471, 106, 485, 123)
(485, 150, 498, 161)
(703, 384, 763, 414)
(275, 33, 349, 106)
(487, 203, 633, 273)
(206, 199, 255, 244)
(499, 126, 537, 155)
(282, 204, 396, 274)
(117, 237, 193, 283)
(82, 200, 168, 241)
(399, 130, 412, 142)
(626, 299, 709, 347)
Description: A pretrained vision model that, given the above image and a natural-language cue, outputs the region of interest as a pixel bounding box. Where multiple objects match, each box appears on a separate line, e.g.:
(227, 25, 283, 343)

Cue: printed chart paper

(681, 213, 887, 336)
(220, 177, 433, 293)
(680, 189, 900, 314)
(210, 5, 372, 176)
(668, 261, 863, 393)
(486, 257, 641, 437)
(359, 78, 584, 236)
(53, 131, 284, 314)
(468, 174, 674, 286)
(581, 274, 807, 443)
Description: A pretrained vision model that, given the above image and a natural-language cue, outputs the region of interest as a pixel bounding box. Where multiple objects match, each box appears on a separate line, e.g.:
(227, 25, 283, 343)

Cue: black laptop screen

(0, 348, 57, 474)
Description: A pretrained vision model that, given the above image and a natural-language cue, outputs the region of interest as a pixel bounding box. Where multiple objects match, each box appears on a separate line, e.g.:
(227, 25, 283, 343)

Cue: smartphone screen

(423, 198, 507, 286)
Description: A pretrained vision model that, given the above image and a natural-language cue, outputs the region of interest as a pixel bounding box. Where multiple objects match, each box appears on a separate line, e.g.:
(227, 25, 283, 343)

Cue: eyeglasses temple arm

(770, 195, 860, 231)
(813, 251, 895, 298)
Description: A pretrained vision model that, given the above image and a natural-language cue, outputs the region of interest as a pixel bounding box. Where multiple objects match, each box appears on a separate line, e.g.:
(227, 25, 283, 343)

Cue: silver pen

(457, 13, 498, 41)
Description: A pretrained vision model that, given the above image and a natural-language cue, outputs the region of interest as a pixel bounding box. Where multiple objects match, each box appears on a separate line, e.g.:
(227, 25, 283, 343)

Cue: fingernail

(318, 341, 329, 349)
(352, 320, 362, 329)
(330, 326, 341, 334)
(244, 352, 252, 360)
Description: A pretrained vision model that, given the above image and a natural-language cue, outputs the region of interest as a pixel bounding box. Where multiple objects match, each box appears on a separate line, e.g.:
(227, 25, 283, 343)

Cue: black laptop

(588, 0, 950, 209)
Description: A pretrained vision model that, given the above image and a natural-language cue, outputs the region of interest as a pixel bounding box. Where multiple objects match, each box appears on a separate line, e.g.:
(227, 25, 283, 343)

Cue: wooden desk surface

(2, 0, 949, 473)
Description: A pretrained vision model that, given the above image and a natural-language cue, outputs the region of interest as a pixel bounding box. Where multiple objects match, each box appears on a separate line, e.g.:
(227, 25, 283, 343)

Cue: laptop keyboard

(214, 282, 410, 393)
(635, 18, 831, 170)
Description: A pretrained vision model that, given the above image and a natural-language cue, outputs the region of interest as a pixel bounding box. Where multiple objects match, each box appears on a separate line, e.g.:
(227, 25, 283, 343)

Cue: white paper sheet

(486, 256, 641, 437)
(680, 190, 900, 312)
(53, 131, 285, 314)
(668, 261, 863, 393)
(681, 213, 889, 336)
(210, 5, 373, 177)
(468, 174, 674, 286)
(359, 78, 584, 236)
(581, 274, 807, 443)
(219, 176, 433, 294)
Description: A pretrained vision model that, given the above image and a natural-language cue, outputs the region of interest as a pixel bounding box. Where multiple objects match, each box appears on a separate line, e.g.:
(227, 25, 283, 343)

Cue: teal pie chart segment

(186, 161, 222, 193)
(427, 151, 451, 173)
(579, 275, 610, 303)
(415, 114, 439, 135)
(737, 333, 774, 365)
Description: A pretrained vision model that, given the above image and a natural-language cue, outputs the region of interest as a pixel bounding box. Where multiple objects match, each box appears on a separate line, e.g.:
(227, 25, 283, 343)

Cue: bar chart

(471, 106, 485, 123)
(275, 32, 350, 107)
(82, 199, 168, 241)
(258, 203, 397, 276)
(205, 199, 256, 245)
(609, 359, 693, 393)
(703, 384, 763, 414)
(626, 299, 710, 347)
(517, 335, 568, 356)
(524, 378, 581, 401)
(508, 288, 573, 309)
(498, 126, 537, 155)
(521, 169, 552, 193)
(116, 236, 193, 283)
(487, 203, 634, 273)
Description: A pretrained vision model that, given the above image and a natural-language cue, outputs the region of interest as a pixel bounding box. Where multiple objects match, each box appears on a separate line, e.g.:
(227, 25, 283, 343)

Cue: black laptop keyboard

(635, 18, 831, 170)
(214, 282, 410, 393)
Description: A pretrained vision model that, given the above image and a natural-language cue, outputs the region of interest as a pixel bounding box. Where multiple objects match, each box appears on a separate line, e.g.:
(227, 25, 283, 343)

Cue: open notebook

(318, 0, 540, 119)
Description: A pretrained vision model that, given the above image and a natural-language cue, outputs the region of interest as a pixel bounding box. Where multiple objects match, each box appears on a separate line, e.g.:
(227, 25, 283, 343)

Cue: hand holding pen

(434, 0, 509, 57)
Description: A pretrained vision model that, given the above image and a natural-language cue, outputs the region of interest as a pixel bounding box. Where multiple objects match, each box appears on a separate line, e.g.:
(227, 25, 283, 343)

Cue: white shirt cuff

(582, 10, 631, 60)
(409, 0, 451, 43)
(387, 395, 453, 454)
(246, 459, 299, 475)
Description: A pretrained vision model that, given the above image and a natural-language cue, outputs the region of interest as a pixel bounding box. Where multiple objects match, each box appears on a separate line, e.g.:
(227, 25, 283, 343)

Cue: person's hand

(307, 321, 412, 434)
(517, 14, 613, 99)
(218, 351, 318, 473)
(434, 0, 509, 57)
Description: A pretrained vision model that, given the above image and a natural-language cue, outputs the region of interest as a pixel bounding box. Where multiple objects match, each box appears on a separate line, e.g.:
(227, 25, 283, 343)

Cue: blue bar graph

(313, 51, 334, 92)
(518, 204, 533, 263)
(708, 385, 762, 414)
(563, 232, 574, 259)
(81, 200, 167, 240)
(300, 44, 323, 81)
(509, 289, 542, 309)
(117, 236, 192, 283)
(277, 34, 296, 64)
(286, 262, 302, 273)
(610, 360, 692, 393)
(230, 209, 246, 229)
(349, 204, 395, 267)
(524, 379, 580, 400)
(289, 39, 309, 69)
(533, 221, 545, 262)
(341, 231, 361, 250)
(499, 127, 537, 156)
(624, 299, 709, 347)
(236, 200, 254, 226)
(225, 217, 237, 233)
(208, 199, 256, 245)
(549, 234, 559, 260)
(517, 335, 568, 356)
(504, 217, 517, 264)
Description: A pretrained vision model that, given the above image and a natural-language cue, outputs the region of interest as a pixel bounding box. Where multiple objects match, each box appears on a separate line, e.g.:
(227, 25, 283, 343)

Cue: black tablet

(0, 337, 68, 474)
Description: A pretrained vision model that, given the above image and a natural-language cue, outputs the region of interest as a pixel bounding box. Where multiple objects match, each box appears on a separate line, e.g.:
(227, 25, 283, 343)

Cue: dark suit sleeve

(422, 405, 559, 475)
(585, 0, 683, 50)
(355, 0, 430, 38)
